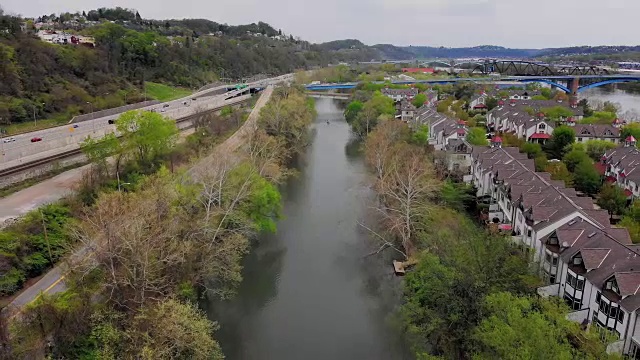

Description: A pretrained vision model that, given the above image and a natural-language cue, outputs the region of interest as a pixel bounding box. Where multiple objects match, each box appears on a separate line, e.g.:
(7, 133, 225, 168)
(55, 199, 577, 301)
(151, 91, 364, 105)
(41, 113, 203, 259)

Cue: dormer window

(548, 232, 559, 245)
(605, 278, 620, 295)
(581, 129, 591, 135)
(538, 123, 546, 129)
(573, 254, 583, 266)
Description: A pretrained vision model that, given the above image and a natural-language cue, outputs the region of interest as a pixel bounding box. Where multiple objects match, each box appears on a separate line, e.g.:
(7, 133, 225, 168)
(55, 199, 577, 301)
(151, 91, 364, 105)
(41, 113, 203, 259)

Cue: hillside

(0, 9, 376, 126)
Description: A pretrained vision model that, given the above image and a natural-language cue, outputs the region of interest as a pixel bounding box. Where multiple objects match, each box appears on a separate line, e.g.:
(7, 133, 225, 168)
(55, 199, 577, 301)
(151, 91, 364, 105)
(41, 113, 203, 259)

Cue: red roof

(593, 162, 607, 176)
(605, 176, 617, 183)
(529, 133, 551, 139)
(491, 136, 503, 143)
(614, 118, 622, 124)
(626, 135, 637, 142)
(457, 119, 466, 125)
(473, 104, 488, 109)
(456, 129, 466, 135)
(625, 189, 634, 197)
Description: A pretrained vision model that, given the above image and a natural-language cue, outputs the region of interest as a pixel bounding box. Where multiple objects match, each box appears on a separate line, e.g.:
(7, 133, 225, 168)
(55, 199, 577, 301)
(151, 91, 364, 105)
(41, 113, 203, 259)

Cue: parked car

(30, 137, 42, 142)
(2, 137, 16, 143)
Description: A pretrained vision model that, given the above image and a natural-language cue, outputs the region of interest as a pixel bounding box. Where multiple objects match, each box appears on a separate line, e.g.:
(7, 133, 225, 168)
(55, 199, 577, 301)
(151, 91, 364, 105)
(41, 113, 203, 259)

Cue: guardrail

(0, 97, 254, 178)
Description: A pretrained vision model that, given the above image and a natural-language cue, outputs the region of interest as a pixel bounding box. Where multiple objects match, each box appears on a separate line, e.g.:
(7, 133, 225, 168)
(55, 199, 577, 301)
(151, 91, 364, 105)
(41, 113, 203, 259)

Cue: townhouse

(469, 141, 640, 356)
(380, 87, 418, 102)
(571, 124, 621, 144)
(602, 137, 640, 199)
(413, 106, 468, 151)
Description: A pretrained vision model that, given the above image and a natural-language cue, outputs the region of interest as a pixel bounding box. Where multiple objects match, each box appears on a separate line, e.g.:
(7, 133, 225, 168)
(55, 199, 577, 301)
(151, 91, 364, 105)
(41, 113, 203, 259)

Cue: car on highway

(163, 104, 170, 108)
(160, 108, 167, 113)
(73, 124, 79, 128)
(108, 119, 115, 124)
(30, 137, 42, 142)
(2, 137, 16, 143)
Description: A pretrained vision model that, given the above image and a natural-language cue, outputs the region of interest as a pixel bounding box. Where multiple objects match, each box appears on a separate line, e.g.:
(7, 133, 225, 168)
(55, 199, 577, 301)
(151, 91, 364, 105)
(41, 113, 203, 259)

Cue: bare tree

(375, 144, 438, 257)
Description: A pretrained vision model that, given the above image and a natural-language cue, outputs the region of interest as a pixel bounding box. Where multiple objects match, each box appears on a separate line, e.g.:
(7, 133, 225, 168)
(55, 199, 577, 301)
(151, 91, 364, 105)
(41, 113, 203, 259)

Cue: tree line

(4, 87, 316, 359)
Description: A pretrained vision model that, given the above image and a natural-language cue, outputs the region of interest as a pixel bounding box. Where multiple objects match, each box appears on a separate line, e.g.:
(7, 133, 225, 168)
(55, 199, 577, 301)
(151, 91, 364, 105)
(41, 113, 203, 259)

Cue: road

(0, 74, 293, 171)
(1, 85, 276, 318)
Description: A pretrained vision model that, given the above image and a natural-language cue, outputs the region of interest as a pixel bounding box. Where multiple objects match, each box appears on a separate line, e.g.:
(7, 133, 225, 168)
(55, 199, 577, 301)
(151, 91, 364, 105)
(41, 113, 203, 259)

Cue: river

(205, 98, 412, 360)
(580, 88, 640, 118)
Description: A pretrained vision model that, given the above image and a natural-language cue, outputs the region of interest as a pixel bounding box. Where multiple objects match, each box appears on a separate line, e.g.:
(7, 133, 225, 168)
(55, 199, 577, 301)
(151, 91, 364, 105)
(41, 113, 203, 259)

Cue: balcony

(566, 308, 589, 324)
(537, 283, 560, 298)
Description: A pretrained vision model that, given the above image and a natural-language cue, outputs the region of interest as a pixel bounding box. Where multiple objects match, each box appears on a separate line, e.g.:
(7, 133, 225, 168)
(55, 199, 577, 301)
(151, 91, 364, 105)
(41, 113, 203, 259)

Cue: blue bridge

(305, 75, 640, 94)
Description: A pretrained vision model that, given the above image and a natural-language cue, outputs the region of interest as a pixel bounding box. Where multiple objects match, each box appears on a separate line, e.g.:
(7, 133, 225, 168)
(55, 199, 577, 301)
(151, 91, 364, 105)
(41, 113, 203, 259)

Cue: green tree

(540, 87, 553, 99)
(412, 93, 427, 108)
(580, 111, 617, 125)
(573, 159, 602, 195)
(116, 110, 179, 165)
(546, 126, 575, 159)
(545, 161, 573, 187)
(126, 299, 224, 359)
(542, 106, 574, 121)
(344, 100, 363, 123)
(563, 148, 591, 172)
(474, 292, 616, 360)
(598, 183, 627, 217)
(484, 97, 498, 110)
(621, 201, 640, 243)
(621, 123, 640, 142)
(584, 139, 617, 161)
(411, 125, 429, 146)
(466, 127, 488, 146)
(519, 142, 542, 159)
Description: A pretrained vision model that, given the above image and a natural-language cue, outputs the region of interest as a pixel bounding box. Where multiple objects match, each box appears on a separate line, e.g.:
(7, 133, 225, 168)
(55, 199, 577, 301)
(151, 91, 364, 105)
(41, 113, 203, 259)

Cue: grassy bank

(145, 82, 193, 101)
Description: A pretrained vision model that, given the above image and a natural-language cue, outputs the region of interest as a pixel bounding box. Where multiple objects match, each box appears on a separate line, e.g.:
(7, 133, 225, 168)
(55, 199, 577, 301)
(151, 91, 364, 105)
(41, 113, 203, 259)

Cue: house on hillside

(381, 87, 418, 101)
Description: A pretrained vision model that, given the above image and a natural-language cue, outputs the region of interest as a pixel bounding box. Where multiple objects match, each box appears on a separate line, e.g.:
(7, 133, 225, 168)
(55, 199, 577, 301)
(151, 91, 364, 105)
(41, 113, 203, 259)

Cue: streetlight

(87, 101, 96, 132)
(33, 102, 45, 126)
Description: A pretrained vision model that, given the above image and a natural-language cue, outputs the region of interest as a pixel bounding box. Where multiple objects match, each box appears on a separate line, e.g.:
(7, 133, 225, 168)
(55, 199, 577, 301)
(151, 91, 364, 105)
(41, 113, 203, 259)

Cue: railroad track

(0, 97, 253, 178)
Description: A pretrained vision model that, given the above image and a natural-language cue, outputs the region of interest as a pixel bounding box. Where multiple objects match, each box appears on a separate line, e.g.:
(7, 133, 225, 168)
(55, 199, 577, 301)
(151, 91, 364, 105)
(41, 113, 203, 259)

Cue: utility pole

(41, 210, 53, 264)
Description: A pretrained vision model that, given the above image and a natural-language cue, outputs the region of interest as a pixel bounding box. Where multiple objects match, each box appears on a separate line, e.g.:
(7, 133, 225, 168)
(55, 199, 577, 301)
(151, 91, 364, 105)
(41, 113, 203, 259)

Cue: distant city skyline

(3, 0, 639, 49)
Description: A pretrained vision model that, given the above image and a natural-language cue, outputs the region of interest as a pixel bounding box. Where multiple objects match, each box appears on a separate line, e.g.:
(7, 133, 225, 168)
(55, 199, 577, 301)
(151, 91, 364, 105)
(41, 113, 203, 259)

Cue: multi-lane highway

(0, 74, 293, 171)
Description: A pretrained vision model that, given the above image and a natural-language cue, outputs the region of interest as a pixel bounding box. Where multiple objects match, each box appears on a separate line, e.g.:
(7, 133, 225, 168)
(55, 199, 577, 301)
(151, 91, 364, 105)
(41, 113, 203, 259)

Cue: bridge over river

(306, 74, 640, 95)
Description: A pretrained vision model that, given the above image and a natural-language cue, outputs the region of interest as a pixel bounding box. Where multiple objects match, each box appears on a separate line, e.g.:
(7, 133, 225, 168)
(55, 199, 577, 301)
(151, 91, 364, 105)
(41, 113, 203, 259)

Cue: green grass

(0, 118, 69, 136)
(145, 82, 193, 102)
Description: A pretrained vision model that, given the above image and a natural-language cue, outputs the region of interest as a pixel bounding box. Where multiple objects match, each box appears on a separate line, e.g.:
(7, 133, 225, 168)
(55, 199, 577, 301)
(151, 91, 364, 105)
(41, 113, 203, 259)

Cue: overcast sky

(3, 0, 638, 48)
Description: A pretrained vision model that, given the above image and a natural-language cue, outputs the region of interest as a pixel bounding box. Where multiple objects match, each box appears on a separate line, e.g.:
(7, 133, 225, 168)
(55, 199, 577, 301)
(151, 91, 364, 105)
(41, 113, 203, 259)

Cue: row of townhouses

(603, 138, 640, 199)
(414, 106, 473, 176)
(470, 89, 541, 110)
(486, 99, 622, 145)
(468, 140, 640, 357)
(412, 97, 640, 356)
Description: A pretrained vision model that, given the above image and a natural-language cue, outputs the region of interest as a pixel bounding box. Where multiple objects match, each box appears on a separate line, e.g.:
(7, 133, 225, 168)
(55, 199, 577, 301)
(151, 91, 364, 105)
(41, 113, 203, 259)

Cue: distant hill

(403, 45, 541, 59)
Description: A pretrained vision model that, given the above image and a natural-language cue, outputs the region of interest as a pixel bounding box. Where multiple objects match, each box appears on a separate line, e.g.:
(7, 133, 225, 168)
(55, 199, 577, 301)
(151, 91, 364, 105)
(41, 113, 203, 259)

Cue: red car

(30, 137, 42, 142)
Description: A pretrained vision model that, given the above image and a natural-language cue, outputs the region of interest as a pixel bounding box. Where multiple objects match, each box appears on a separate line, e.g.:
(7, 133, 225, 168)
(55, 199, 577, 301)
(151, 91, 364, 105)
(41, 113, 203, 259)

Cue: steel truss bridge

(305, 75, 640, 94)
(421, 59, 611, 77)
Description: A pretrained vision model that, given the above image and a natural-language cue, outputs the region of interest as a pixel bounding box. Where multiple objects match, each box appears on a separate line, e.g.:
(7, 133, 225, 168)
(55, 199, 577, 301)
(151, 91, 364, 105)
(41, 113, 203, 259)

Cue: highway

(1, 86, 276, 320)
(0, 74, 293, 171)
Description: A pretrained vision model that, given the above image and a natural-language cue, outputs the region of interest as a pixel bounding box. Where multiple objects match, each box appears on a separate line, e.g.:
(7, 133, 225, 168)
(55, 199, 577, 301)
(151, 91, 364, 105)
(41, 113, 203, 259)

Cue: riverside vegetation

(360, 119, 621, 359)
(1, 86, 315, 359)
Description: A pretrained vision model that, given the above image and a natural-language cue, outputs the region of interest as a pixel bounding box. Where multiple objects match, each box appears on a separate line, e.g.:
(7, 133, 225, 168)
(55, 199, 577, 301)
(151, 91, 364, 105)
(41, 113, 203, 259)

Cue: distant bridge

(306, 92, 351, 100)
(420, 59, 611, 77)
(305, 75, 640, 94)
